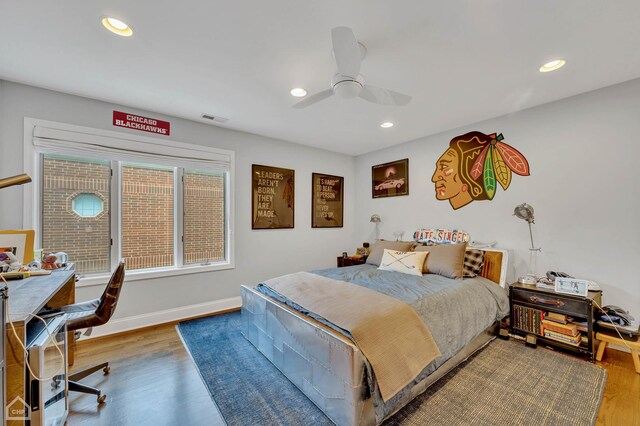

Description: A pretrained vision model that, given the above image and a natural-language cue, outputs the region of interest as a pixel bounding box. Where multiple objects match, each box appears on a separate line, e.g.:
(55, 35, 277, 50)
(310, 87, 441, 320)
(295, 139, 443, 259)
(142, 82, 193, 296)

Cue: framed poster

(252, 164, 295, 229)
(0, 229, 35, 264)
(372, 158, 409, 198)
(311, 173, 344, 228)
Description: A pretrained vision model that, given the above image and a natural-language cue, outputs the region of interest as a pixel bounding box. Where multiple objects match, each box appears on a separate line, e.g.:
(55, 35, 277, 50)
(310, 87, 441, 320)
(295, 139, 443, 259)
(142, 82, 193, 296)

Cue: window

(183, 169, 226, 265)
(29, 120, 234, 282)
(42, 155, 111, 274)
(121, 163, 175, 270)
(72, 193, 105, 217)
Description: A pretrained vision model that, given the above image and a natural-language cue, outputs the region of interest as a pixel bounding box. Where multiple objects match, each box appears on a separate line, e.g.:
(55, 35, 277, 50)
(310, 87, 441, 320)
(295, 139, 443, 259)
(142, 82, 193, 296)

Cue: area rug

(178, 311, 607, 426)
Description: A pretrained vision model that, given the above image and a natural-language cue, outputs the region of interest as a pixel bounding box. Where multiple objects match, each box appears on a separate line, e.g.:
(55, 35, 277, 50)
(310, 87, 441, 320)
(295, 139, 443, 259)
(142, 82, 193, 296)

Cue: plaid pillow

(463, 249, 485, 278)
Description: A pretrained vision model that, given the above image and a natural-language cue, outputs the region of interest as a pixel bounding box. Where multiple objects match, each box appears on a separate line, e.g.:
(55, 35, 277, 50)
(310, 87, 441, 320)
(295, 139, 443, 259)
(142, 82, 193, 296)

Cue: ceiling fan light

(333, 80, 362, 99)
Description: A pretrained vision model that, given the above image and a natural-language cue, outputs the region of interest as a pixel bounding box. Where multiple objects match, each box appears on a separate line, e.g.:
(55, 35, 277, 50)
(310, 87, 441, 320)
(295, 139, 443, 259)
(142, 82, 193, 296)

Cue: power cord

(1, 274, 66, 382)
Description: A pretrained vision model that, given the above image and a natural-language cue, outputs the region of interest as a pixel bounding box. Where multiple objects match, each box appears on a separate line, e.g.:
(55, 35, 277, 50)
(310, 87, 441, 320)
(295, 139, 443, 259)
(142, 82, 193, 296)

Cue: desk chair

(50, 260, 126, 404)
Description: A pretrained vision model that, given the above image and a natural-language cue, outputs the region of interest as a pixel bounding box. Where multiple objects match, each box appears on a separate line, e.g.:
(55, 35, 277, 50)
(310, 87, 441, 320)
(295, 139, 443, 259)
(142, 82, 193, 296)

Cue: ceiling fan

(293, 27, 412, 109)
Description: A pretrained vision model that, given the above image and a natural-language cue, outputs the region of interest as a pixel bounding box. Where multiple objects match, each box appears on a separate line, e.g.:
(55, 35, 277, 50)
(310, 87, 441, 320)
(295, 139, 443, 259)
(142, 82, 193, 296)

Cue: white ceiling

(1, 1, 639, 155)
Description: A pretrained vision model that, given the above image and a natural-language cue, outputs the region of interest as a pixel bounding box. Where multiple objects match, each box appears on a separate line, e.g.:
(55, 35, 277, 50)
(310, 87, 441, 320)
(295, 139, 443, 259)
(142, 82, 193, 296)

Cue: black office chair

(49, 260, 126, 404)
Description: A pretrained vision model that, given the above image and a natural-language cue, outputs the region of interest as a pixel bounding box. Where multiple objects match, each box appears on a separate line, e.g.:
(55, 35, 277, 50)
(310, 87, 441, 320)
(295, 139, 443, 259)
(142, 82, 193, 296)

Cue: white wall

(2, 78, 639, 326)
(355, 79, 640, 315)
(0, 81, 358, 323)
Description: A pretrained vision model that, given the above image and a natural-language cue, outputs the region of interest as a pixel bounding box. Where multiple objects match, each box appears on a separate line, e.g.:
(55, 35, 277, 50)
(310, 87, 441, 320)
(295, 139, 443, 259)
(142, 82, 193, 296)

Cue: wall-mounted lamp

(370, 214, 381, 240)
(0, 173, 32, 189)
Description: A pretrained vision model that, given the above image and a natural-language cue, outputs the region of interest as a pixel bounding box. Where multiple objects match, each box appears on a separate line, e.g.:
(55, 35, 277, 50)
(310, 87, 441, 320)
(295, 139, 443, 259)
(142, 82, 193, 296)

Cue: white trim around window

(23, 117, 236, 288)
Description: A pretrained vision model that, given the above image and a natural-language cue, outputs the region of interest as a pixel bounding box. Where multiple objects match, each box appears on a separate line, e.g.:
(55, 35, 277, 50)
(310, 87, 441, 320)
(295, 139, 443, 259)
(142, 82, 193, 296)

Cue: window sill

(74, 261, 234, 288)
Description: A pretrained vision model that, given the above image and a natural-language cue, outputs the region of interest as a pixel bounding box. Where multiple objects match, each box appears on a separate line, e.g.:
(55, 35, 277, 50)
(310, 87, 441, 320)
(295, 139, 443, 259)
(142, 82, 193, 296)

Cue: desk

(5, 269, 75, 424)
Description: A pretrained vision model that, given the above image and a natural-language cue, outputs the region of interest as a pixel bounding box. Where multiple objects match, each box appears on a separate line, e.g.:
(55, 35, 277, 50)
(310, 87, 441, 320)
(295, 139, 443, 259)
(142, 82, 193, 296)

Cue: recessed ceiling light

(101, 17, 133, 37)
(539, 59, 565, 73)
(380, 122, 394, 128)
(290, 88, 307, 97)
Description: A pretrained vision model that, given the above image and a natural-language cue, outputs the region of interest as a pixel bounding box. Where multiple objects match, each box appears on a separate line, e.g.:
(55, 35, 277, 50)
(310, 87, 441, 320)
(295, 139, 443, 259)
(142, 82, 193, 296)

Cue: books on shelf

(513, 305, 544, 335)
(572, 321, 589, 333)
(541, 319, 578, 336)
(512, 305, 592, 349)
(544, 329, 582, 346)
(545, 312, 569, 324)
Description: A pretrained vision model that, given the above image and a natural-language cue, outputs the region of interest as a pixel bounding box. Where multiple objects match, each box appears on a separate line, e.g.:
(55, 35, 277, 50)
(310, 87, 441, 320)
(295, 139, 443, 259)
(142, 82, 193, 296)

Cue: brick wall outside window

(184, 171, 225, 264)
(121, 165, 174, 270)
(42, 157, 226, 274)
(42, 156, 111, 274)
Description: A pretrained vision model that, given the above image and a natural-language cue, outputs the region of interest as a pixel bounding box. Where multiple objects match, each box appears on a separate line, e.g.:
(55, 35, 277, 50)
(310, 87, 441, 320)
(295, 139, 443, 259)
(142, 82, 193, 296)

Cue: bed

(240, 249, 509, 426)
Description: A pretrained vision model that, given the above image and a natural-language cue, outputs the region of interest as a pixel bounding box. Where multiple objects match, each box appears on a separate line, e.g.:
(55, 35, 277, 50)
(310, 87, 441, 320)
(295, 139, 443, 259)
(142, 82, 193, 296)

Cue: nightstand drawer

(511, 288, 589, 317)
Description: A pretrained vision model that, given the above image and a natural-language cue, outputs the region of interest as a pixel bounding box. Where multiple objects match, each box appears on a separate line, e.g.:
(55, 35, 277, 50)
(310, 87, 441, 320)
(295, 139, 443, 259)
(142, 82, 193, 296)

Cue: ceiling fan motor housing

(331, 74, 364, 99)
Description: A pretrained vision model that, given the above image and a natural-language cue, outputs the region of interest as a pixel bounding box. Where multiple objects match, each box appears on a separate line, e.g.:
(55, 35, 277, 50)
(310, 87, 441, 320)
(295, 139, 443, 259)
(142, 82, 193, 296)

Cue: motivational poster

(252, 164, 295, 229)
(312, 173, 343, 228)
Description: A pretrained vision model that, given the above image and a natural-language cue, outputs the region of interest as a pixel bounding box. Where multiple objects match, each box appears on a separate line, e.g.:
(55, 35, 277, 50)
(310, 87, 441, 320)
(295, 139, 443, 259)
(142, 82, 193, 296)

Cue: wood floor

(67, 319, 640, 426)
(67, 323, 224, 426)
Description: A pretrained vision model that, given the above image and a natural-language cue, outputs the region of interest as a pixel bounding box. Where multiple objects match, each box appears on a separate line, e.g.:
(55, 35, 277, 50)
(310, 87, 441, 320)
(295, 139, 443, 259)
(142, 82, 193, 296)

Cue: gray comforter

(257, 264, 510, 421)
(312, 265, 510, 363)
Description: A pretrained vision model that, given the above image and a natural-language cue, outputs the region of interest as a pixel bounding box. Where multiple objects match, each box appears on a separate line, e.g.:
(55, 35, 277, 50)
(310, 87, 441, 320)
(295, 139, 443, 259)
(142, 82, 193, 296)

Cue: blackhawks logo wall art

(432, 131, 530, 210)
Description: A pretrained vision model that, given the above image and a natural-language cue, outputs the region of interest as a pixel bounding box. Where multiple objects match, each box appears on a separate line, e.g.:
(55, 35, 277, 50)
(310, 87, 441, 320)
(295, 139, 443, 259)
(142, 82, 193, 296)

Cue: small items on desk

(0, 271, 29, 280)
(0, 269, 51, 280)
(41, 252, 69, 270)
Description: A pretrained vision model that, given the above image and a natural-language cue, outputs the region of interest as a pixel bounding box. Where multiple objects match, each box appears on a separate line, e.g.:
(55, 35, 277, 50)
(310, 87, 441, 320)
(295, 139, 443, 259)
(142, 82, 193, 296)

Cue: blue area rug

(177, 311, 333, 426)
(179, 312, 607, 426)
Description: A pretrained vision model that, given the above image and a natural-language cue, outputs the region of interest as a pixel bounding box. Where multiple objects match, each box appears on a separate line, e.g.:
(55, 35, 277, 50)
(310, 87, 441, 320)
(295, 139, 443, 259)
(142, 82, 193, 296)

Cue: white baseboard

(80, 296, 242, 340)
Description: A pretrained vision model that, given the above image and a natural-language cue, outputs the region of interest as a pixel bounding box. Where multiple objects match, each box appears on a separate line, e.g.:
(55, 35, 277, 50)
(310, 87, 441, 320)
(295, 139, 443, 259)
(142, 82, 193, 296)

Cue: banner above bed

(413, 228, 469, 244)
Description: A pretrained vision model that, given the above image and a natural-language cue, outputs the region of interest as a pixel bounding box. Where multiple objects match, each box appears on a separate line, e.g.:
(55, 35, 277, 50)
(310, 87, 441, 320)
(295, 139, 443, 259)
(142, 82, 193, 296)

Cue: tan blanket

(262, 272, 442, 401)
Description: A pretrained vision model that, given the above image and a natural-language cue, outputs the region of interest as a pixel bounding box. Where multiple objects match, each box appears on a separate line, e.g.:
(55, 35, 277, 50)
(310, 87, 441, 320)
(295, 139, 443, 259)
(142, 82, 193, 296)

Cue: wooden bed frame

(240, 248, 508, 426)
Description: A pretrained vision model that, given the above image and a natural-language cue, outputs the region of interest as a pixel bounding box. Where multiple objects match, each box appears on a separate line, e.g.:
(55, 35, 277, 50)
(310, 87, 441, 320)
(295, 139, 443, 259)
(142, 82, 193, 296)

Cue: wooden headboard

(479, 249, 508, 288)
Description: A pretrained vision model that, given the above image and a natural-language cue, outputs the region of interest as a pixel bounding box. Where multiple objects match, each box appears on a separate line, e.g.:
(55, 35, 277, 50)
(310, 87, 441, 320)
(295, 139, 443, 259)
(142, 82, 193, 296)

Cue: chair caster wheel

(103, 366, 110, 375)
(97, 393, 106, 404)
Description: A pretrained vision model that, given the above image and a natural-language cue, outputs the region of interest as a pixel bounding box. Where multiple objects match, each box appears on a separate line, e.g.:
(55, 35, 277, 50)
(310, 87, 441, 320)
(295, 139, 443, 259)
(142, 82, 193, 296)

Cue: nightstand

(509, 283, 602, 360)
(337, 257, 366, 267)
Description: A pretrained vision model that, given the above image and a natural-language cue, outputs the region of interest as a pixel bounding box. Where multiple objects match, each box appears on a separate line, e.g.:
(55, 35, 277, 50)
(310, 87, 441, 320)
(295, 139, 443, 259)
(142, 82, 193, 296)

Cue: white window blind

(33, 125, 231, 171)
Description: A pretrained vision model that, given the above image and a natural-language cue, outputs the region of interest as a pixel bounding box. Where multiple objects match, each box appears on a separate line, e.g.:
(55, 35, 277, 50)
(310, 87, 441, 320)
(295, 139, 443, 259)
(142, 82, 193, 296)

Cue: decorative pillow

(366, 240, 416, 266)
(463, 249, 485, 278)
(414, 243, 467, 279)
(378, 249, 428, 277)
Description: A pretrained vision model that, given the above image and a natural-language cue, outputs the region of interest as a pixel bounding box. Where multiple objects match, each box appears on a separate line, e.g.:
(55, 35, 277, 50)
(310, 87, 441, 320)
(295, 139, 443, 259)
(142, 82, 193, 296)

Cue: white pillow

(378, 249, 429, 276)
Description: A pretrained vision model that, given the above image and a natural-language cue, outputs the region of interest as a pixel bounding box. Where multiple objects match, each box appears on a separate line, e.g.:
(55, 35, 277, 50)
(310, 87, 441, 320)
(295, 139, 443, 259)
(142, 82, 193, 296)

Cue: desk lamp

(514, 203, 541, 284)
(370, 214, 381, 240)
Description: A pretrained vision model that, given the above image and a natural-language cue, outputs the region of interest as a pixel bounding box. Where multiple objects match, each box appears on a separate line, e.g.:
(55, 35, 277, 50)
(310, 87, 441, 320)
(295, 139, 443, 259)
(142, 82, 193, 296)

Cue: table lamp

(370, 214, 381, 240)
(514, 203, 541, 284)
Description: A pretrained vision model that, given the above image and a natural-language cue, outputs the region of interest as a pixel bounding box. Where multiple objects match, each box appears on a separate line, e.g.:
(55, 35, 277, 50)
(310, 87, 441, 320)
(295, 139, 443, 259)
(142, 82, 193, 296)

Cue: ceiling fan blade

(331, 27, 361, 78)
(359, 85, 412, 106)
(292, 89, 334, 108)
